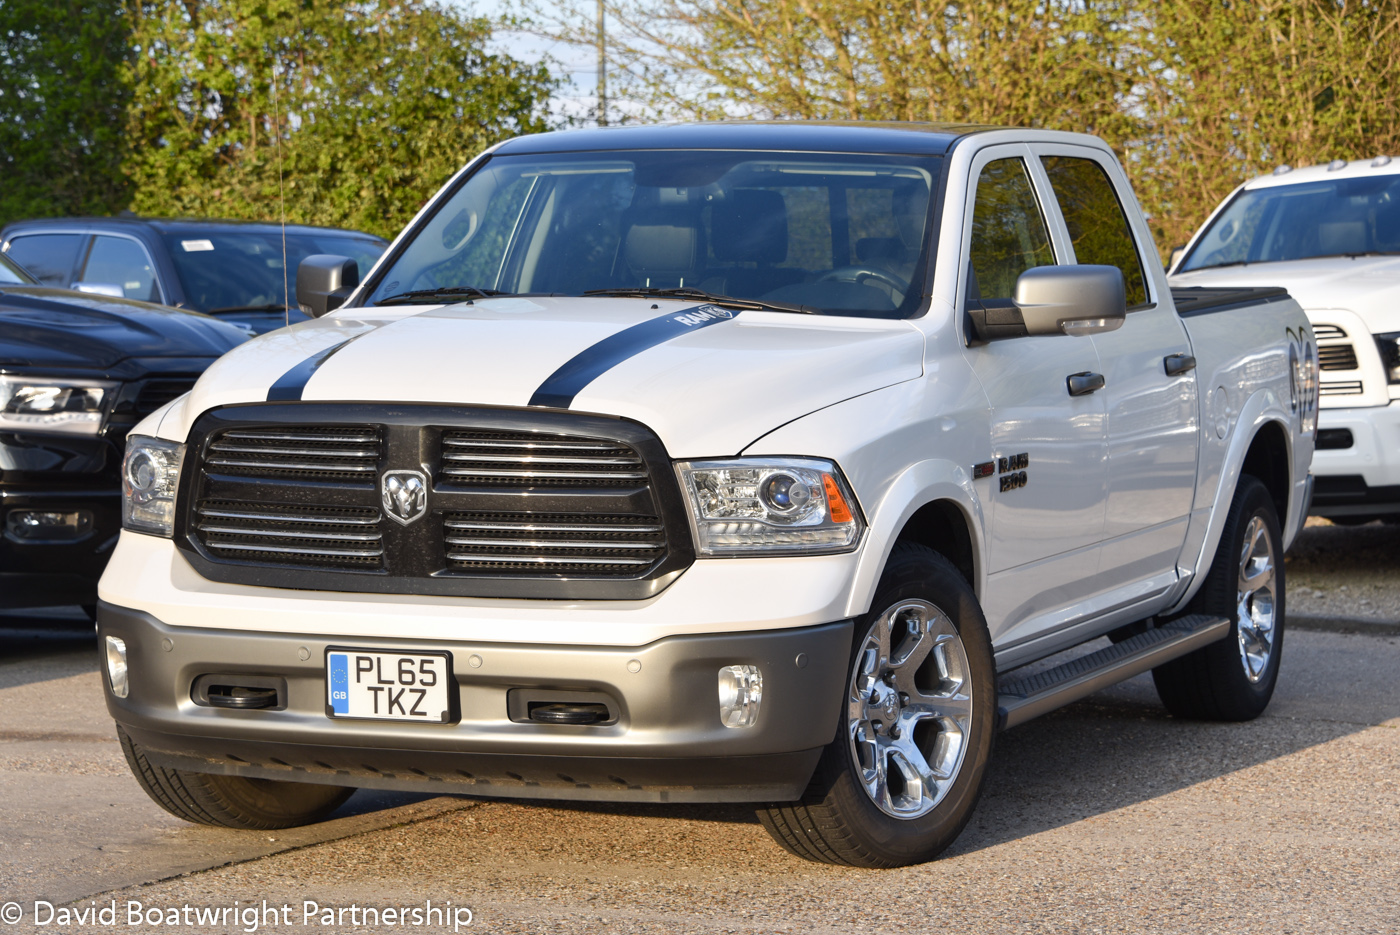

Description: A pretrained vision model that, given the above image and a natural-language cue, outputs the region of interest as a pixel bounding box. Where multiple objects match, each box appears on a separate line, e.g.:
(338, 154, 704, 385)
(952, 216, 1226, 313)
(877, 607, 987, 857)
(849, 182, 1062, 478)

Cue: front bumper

(0, 485, 120, 609)
(1310, 403, 1400, 516)
(100, 602, 853, 803)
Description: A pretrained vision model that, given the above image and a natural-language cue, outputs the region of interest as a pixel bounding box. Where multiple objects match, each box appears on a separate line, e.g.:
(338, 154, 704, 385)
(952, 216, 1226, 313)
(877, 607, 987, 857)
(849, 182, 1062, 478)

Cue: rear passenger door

(1032, 144, 1198, 598)
(959, 145, 1109, 649)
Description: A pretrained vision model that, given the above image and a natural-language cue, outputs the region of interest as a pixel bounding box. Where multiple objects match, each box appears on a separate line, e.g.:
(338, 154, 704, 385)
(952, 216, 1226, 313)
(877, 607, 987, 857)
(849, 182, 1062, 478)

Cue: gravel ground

(35, 629, 1400, 935)
(1286, 517, 1400, 622)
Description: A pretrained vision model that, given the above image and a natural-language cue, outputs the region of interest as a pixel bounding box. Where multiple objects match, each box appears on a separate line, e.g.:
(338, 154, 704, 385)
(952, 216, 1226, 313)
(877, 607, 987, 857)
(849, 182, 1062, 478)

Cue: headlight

(0, 374, 118, 435)
(1375, 331, 1400, 384)
(122, 435, 186, 537)
(676, 457, 863, 556)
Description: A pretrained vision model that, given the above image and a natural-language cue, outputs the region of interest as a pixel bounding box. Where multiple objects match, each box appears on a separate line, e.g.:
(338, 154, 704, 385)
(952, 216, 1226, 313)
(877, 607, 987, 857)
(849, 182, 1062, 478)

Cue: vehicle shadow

(495, 630, 1399, 856)
(0, 609, 99, 690)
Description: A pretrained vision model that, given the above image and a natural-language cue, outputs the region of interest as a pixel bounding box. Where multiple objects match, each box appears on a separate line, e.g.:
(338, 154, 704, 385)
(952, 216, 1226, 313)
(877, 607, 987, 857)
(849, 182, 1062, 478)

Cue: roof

(1, 216, 387, 242)
(1242, 156, 1399, 191)
(494, 120, 1002, 157)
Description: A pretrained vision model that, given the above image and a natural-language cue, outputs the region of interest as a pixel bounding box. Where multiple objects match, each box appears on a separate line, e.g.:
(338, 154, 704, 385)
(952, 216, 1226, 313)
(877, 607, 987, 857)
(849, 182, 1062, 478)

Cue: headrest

(1375, 204, 1400, 249)
(624, 211, 701, 278)
(712, 190, 788, 264)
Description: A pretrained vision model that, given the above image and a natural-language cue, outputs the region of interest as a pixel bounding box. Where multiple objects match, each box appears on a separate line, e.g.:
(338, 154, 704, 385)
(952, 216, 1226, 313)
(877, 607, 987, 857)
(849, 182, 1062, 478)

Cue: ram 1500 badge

(97, 123, 1316, 868)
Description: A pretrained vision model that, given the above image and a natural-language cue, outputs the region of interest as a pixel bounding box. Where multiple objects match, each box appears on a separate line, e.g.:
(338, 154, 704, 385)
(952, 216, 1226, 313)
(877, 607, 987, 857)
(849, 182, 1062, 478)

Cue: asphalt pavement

(1, 526, 1397, 933)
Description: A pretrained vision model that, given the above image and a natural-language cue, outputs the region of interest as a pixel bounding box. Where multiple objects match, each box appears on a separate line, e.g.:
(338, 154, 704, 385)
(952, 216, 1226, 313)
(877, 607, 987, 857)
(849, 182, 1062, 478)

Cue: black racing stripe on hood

(528, 305, 740, 409)
(267, 338, 357, 401)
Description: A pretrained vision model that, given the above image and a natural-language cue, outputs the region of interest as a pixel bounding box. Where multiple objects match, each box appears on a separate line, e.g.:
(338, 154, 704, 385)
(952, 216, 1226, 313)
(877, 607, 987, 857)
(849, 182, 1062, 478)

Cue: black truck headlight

(122, 435, 186, 537)
(1375, 332, 1400, 384)
(0, 374, 118, 435)
(676, 457, 864, 556)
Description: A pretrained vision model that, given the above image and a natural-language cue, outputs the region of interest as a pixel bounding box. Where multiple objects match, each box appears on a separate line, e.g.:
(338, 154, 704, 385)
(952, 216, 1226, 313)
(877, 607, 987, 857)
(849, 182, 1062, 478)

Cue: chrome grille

(205, 425, 381, 481)
(1320, 380, 1363, 396)
(444, 512, 665, 576)
(1312, 324, 1347, 340)
(1317, 344, 1359, 371)
(195, 500, 384, 568)
(440, 431, 646, 486)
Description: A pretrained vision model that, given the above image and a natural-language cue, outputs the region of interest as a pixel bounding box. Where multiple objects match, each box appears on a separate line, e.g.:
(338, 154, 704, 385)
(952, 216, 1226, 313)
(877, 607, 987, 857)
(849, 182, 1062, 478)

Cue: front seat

(622, 209, 703, 289)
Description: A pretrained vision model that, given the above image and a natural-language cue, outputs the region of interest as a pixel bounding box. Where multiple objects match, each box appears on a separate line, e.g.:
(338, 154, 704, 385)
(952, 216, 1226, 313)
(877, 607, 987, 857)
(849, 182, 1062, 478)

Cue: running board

(997, 614, 1231, 729)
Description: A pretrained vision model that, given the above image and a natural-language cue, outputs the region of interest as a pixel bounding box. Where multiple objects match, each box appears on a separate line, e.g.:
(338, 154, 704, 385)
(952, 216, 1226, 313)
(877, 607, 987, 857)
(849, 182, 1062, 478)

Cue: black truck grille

(180, 406, 691, 600)
(135, 378, 199, 415)
(1317, 344, 1358, 371)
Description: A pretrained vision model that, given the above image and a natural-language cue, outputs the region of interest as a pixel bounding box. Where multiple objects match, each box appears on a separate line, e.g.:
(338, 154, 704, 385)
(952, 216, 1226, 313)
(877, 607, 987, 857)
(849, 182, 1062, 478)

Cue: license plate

(326, 650, 452, 723)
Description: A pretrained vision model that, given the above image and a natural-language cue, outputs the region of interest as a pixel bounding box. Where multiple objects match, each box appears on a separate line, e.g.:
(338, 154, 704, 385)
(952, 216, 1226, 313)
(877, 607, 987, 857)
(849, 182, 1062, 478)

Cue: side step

(997, 614, 1231, 729)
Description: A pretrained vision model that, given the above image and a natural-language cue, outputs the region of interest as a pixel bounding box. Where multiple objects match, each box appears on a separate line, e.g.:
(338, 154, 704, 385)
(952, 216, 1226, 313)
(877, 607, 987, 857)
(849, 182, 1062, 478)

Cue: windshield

(364, 150, 942, 317)
(1181, 174, 1400, 271)
(161, 230, 386, 312)
(0, 251, 36, 285)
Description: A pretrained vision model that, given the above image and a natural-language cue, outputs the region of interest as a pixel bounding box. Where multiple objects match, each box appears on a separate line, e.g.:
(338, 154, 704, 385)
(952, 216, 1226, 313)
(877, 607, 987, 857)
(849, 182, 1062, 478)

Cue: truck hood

(0, 286, 249, 371)
(169, 296, 925, 455)
(1171, 256, 1400, 332)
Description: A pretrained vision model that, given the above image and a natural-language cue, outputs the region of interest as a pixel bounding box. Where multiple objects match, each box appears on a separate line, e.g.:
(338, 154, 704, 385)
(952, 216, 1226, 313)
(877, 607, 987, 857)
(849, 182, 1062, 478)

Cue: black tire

(118, 726, 354, 829)
(757, 543, 997, 868)
(1153, 475, 1285, 721)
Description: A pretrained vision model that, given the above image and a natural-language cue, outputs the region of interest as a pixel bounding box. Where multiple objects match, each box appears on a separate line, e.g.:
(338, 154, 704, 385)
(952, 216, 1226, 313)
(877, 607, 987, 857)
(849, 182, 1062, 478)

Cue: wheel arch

(1241, 418, 1291, 525)
(892, 499, 978, 592)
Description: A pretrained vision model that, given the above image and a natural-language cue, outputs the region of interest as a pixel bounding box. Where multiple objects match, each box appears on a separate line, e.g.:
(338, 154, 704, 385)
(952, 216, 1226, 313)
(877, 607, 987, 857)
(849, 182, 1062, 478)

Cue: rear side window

(4, 234, 85, 287)
(968, 158, 1055, 300)
(1041, 156, 1148, 308)
(81, 235, 162, 303)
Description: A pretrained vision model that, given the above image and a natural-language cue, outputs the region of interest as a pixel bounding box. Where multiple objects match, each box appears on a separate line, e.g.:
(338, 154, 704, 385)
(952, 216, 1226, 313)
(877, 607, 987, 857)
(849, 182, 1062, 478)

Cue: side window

(81, 236, 162, 302)
(1041, 156, 1148, 307)
(4, 233, 85, 287)
(969, 158, 1054, 300)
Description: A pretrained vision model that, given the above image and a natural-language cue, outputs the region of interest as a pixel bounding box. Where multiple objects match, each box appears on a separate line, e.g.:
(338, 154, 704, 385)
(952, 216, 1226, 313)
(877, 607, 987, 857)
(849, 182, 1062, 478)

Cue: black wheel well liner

(893, 499, 977, 591)
(1241, 420, 1291, 522)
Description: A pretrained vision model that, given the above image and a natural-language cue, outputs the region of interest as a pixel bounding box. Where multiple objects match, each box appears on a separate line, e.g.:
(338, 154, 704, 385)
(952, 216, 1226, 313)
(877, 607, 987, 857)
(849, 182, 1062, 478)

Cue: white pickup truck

(1170, 156, 1400, 523)
(100, 123, 1317, 868)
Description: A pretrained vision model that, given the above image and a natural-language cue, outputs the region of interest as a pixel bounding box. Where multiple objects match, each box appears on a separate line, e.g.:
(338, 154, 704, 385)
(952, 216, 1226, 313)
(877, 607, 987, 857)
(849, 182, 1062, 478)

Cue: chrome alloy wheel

(847, 599, 973, 819)
(1236, 515, 1278, 683)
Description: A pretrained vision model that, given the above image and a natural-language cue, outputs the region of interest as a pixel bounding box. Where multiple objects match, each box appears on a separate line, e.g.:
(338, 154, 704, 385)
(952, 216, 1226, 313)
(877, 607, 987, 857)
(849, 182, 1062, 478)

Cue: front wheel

(119, 726, 354, 829)
(758, 544, 996, 867)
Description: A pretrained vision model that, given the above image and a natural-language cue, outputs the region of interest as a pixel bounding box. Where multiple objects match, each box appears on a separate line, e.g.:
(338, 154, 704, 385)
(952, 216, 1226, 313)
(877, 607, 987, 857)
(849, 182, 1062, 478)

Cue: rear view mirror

(296, 255, 360, 318)
(1167, 245, 1186, 273)
(1014, 265, 1126, 337)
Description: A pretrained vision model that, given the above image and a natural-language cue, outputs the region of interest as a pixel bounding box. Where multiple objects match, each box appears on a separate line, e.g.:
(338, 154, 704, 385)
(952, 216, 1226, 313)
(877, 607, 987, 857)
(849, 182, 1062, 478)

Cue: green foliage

(535, 0, 1400, 260)
(123, 0, 559, 239)
(0, 0, 133, 220)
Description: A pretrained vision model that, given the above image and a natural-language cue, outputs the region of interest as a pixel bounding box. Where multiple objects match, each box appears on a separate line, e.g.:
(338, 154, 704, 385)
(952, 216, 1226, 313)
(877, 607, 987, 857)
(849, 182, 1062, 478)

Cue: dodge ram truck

(1169, 155, 1399, 523)
(97, 123, 1317, 868)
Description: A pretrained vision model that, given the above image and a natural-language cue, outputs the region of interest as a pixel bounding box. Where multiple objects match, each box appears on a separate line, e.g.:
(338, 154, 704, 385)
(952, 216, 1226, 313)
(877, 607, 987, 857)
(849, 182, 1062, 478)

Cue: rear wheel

(1153, 476, 1285, 721)
(758, 544, 996, 867)
(119, 726, 353, 829)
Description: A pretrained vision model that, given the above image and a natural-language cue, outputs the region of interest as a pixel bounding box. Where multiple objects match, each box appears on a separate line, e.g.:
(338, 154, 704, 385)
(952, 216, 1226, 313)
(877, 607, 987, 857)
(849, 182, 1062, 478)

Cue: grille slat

(1317, 344, 1359, 371)
(439, 430, 647, 487)
(1320, 381, 1364, 396)
(202, 425, 382, 481)
(194, 497, 385, 569)
(1312, 324, 1347, 340)
(443, 511, 666, 577)
(135, 378, 199, 416)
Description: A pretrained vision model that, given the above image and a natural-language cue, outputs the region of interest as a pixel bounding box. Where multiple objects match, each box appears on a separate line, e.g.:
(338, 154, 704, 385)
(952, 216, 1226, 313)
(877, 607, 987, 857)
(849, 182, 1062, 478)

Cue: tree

(0, 0, 132, 221)
(123, 0, 561, 238)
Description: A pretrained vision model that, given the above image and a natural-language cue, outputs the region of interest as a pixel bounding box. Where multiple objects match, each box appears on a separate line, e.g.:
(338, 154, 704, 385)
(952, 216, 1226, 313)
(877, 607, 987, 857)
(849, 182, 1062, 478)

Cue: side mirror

(1014, 265, 1126, 337)
(71, 282, 126, 298)
(1167, 245, 1186, 273)
(296, 255, 360, 318)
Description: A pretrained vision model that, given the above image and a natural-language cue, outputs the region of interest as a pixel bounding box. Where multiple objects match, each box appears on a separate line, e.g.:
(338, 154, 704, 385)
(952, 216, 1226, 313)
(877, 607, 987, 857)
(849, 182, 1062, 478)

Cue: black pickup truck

(0, 251, 246, 613)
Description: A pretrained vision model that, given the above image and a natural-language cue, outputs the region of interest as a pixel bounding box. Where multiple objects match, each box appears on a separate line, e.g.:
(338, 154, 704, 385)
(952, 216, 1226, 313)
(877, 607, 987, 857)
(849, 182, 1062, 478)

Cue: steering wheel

(817, 265, 911, 298)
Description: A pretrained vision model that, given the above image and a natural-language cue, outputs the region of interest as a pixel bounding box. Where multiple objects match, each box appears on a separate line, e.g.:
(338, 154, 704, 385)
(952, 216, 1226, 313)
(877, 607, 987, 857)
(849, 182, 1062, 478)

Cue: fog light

(718, 665, 762, 728)
(6, 509, 93, 542)
(105, 636, 129, 699)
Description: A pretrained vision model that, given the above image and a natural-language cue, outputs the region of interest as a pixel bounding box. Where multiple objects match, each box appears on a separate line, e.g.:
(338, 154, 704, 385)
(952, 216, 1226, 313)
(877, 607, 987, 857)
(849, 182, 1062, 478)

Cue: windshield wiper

(375, 286, 513, 306)
(583, 286, 818, 315)
(1185, 260, 1253, 272)
(208, 303, 292, 314)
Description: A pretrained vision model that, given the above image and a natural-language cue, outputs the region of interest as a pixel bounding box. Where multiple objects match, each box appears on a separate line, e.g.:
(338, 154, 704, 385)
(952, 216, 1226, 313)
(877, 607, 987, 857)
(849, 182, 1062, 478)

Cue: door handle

(1066, 372, 1106, 396)
(1164, 353, 1197, 376)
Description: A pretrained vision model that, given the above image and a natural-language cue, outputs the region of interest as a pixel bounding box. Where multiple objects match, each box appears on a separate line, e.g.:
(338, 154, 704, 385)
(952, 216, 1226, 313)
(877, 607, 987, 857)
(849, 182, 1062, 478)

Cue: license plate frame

(324, 648, 456, 724)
